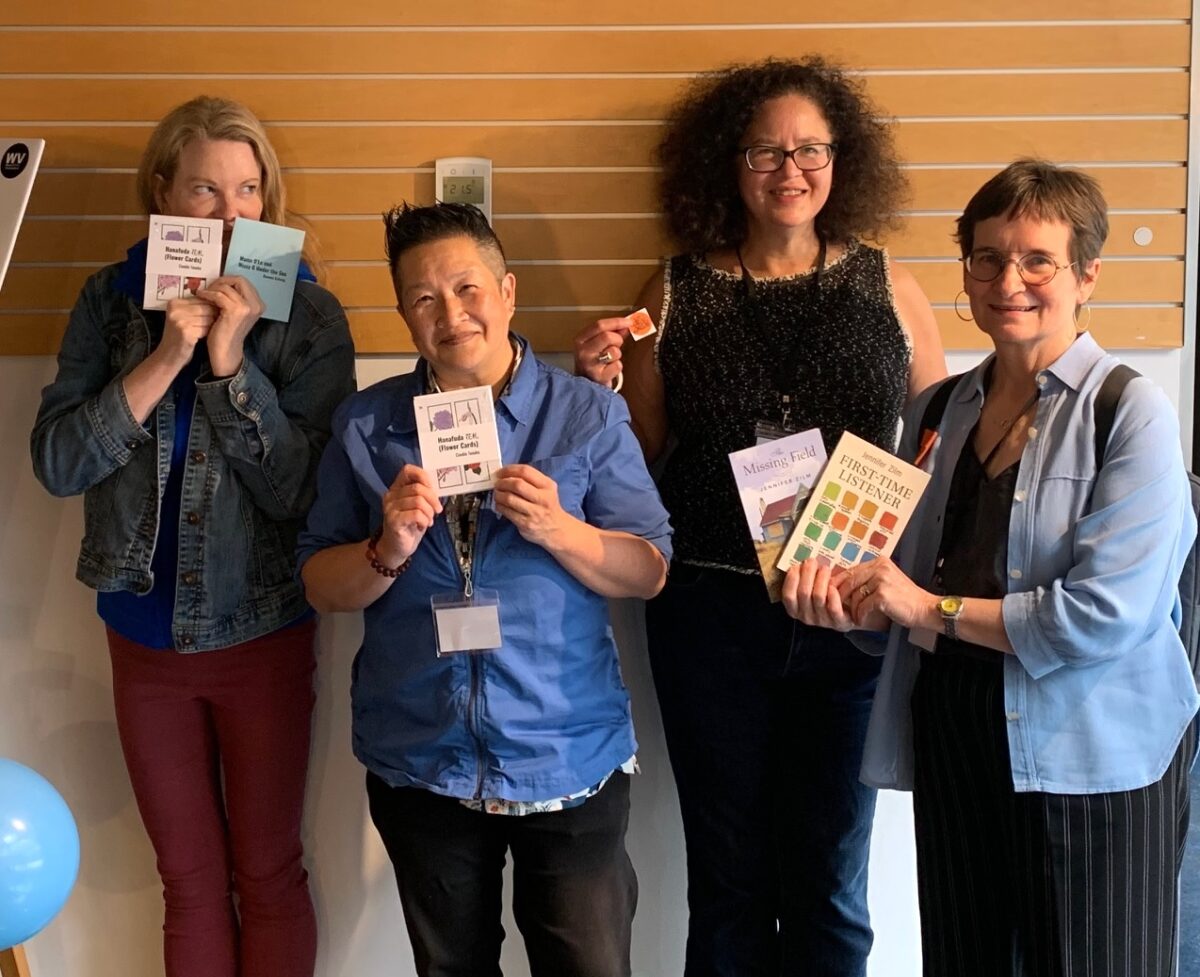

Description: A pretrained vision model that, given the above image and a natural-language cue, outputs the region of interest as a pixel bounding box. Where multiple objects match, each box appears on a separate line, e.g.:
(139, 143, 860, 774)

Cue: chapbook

(728, 427, 827, 601)
(776, 431, 930, 572)
(223, 217, 305, 321)
(0, 137, 45, 292)
(413, 385, 503, 496)
(142, 214, 223, 310)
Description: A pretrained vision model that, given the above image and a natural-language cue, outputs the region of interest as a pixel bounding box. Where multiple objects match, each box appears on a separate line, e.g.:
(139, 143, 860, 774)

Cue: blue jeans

(647, 564, 880, 977)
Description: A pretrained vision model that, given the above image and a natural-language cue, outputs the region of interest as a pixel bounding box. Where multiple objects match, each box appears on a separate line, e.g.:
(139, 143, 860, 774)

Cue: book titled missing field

(142, 214, 224, 310)
(728, 427, 827, 601)
(413, 385, 503, 496)
(223, 217, 305, 322)
(776, 431, 931, 573)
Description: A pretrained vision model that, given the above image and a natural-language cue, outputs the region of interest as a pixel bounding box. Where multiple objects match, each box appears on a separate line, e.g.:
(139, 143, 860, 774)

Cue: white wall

(1, 347, 1187, 977)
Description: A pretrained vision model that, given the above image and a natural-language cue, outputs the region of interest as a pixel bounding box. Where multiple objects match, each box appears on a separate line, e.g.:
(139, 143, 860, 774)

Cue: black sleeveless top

(932, 434, 1019, 663)
(656, 242, 911, 571)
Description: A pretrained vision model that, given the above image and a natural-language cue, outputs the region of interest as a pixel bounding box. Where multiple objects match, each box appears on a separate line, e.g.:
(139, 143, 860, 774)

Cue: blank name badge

(431, 589, 502, 655)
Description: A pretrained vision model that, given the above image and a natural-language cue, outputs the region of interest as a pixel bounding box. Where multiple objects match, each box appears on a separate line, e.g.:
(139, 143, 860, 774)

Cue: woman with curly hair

(575, 57, 946, 976)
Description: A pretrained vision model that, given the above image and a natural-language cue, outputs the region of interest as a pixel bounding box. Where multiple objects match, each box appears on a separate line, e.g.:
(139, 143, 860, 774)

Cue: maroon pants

(107, 620, 318, 977)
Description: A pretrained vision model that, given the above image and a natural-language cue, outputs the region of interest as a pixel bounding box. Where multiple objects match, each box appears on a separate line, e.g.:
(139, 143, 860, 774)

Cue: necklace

(980, 386, 1040, 471)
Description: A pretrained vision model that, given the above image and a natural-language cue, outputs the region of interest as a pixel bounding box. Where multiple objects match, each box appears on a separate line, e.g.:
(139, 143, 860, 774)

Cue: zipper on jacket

(468, 653, 487, 800)
(445, 507, 490, 800)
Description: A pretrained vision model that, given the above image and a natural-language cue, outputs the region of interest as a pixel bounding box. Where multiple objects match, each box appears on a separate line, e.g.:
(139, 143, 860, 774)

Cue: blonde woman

(31, 96, 356, 977)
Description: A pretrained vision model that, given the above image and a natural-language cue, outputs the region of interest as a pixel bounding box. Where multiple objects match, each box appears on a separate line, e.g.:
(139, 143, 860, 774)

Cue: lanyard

(422, 337, 522, 600)
(444, 494, 483, 598)
(736, 235, 827, 422)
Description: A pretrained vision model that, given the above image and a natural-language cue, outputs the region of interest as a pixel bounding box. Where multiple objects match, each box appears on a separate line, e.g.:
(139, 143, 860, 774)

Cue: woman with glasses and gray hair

(784, 158, 1197, 977)
(573, 57, 945, 977)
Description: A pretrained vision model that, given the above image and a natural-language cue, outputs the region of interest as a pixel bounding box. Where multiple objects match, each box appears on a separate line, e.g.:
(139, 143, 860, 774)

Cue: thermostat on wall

(435, 157, 492, 225)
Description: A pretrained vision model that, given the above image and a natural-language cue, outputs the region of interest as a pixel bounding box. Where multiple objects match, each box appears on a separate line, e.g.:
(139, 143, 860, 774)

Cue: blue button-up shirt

(297, 337, 672, 802)
(863, 332, 1198, 794)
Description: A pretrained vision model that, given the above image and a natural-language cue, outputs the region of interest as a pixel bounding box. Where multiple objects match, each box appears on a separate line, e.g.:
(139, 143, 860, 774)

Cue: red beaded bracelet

(366, 530, 411, 578)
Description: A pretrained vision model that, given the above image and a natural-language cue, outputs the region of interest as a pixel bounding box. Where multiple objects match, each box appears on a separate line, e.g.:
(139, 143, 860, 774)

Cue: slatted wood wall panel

(1, 1, 1191, 354)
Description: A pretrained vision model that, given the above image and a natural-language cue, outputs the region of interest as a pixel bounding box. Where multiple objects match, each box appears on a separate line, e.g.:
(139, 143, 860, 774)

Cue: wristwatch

(938, 596, 965, 641)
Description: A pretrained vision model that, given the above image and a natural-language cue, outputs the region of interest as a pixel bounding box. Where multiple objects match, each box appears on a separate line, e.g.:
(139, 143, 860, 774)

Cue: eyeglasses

(962, 250, 1075, 286)
(741, 144, 836, 173)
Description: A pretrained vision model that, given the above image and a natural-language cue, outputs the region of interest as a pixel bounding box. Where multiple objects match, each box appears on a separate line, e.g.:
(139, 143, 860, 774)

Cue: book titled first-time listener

(776, 431, 930, 573)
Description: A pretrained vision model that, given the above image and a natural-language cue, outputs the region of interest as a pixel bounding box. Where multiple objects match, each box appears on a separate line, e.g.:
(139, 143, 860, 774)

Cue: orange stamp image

(627, 307, 657, 341)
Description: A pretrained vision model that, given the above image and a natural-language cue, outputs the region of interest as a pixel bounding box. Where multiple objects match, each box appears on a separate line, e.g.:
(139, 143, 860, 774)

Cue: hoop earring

(1075, 302, 1092, 332)
(954, 290, 973, 322)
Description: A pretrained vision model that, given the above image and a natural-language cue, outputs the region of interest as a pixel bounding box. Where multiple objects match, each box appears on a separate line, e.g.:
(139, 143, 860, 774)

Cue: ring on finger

(860, 584, 872, 597)
(597, 349, 614, 365)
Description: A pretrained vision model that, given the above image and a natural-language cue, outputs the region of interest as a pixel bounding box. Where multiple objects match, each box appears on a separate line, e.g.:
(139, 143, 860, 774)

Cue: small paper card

(413, 385, 503, 496)
(776, 431, 931, 573)
(143, 214, 224, 310)
(223, 217, 305, 321)
(729, 427, 827, 601)
(628, 307, 657, 341)
(0, 137, 45, 292)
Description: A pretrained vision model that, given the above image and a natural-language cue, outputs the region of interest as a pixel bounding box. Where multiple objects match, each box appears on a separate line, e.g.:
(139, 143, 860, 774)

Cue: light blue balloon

(0, 759, 80, 950)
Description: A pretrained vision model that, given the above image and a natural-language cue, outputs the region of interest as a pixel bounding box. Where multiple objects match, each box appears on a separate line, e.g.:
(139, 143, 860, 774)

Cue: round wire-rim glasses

(741, 144, 836, 173)
(962, 250, 1076, 287)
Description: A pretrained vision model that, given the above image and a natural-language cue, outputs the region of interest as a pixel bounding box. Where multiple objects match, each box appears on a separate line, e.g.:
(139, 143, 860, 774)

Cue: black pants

(647, 565, 880, 977)
(912, 652, 1194, 977)
(366, 772, 636, 977)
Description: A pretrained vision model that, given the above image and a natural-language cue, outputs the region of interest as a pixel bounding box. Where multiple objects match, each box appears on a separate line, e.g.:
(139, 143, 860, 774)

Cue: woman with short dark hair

(785, 158, 1197, 977)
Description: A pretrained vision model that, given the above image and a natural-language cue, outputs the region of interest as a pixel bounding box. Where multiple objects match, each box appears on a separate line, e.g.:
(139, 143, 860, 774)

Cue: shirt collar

(954, 330, 1105, 405)
(388, 332, 536, 434)
(1041, 330, 1105, 392)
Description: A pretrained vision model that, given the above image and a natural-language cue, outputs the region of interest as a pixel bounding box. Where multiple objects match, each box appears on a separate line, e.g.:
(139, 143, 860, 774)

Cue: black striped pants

(911, 652, 1194, 977)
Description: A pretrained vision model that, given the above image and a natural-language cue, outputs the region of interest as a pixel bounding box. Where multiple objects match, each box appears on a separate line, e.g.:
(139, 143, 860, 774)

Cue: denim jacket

(31, 261, 357, 651)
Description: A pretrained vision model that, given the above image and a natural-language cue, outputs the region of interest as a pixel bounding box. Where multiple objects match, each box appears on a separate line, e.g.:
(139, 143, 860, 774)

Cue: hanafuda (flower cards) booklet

(412, 385, 503, 497)
(142, 214, 224, 309)
(728, 427, 827, 601)
(775, 431, 930, 573)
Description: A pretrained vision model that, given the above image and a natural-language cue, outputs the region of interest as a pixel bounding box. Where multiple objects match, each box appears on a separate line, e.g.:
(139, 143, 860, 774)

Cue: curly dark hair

(658, 57, 908, 253)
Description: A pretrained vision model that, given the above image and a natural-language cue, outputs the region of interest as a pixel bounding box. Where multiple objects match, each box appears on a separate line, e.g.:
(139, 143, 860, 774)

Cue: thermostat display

(435, 157, 492, 224)
(443, 176, 485, 206)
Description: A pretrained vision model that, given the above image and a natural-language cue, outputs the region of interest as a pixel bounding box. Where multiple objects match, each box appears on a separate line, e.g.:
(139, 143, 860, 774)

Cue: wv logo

(1, 144, 30, 179)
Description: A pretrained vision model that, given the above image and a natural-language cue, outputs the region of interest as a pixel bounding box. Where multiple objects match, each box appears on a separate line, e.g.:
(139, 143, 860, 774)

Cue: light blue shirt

(862, 332, 1198, 794)
(297, 336, 673, 802)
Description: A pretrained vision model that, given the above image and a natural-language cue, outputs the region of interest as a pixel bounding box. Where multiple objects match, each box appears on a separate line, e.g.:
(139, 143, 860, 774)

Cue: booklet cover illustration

(0, 137, 45, 292)
(142, 215, 224, 310)
(223, 217, 305, 321)
(413, 385, 503, 496)
(776, 431, 931, 573)
(728, 427, 827, 601)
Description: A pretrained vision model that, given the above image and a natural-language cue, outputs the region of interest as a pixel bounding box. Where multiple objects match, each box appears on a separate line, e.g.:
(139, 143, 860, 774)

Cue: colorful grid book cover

(412, 385, 503, 496)
(728, 427, 827, 601)
(776, 431, 930, 572)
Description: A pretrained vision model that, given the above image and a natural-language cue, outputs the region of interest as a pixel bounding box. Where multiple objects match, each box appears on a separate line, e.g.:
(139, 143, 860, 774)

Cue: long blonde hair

(135, 96, 323, 279)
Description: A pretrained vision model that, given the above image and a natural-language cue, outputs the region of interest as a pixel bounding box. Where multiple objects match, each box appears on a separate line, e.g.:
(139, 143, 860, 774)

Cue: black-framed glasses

(962, 250, 1075, 286)
(741, 144, 836, 173)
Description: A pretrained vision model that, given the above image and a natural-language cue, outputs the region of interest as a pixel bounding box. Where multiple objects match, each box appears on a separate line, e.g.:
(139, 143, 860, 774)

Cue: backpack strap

(1093, 363, 1140, 466)
(919, 372, 966, 437)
